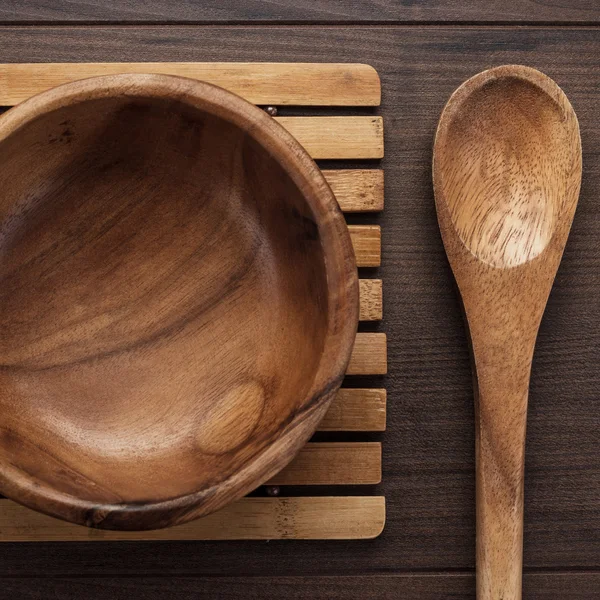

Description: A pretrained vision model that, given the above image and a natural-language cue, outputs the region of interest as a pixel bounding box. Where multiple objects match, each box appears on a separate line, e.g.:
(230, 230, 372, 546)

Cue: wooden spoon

(433, 65, 582, 599)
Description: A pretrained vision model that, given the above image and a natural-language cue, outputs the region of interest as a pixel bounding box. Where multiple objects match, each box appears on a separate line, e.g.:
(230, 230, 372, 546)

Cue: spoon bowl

(439, 73, 575, 268)
(433, 65, 582, 600)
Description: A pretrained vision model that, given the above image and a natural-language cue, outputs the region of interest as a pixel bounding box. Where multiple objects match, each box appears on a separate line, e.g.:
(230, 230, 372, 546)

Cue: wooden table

(1, 2, 600, 598)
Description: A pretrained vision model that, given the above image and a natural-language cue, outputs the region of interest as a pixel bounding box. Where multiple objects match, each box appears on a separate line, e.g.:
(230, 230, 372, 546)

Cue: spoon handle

(474, 353, 531, 600)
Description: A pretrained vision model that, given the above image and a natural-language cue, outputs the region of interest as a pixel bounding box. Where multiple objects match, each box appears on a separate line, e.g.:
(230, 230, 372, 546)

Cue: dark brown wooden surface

(1, 1, 600, 23)
(3, 573, 600, 599)
(1, 18, 599, 599)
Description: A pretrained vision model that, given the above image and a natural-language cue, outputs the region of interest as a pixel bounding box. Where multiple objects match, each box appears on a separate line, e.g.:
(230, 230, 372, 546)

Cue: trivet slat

(350, 225, 381, 267)
(359, 279, 383, 321)
(275, 116, 384, 159)
(0, 443, 381, 501)
(0, 63, 381, 107)
(324, 169, 384, 212)
(319, 388, 386, 432)
(347, 333, 387, 375)
(268, 442, 381, 486)
(0, 496, 385, 541)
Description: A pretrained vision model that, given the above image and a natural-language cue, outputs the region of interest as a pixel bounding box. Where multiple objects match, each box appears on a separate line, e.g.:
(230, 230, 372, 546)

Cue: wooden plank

(319, 388, 386, 431)
(359, 279, 383, 321)
(268, 442, 381, 486)
(0, 107, 381, 164)
(276, 116, 383, 160)
(4, 573, 600, 599)
(0, 62, 380, 106)
(0, 1, 594, 24)
(0, 496, 385, 541)
(349, 225, 381, 267)
(323, 169, 384, 212)
(347, 333, 387, 375)
(349, 226, 381, 268)
(0, 442, 381, 507)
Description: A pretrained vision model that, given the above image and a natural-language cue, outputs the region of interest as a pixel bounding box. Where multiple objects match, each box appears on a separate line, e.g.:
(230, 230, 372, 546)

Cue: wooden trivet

(0, 62, 386, 541)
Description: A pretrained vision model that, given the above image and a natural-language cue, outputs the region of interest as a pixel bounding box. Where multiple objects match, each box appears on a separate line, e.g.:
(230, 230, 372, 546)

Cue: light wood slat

(359, 279, 383, 321)
(349, 225, 381, 267)
(276, 116, 383, 160)
(324, 169, 384, 212)
(347, 333, 387, 375)
(268, 442, 381, 486)
(0, 496, 385, 541)
(0, 63, 381, 107)
(319, 388, 386, 431)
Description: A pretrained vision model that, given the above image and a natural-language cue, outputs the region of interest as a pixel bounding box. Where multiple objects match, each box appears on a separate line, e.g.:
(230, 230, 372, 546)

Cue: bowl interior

(0, 92, 332, 514)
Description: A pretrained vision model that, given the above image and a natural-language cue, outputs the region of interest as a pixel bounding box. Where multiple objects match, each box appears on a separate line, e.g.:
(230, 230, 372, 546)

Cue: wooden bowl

(0, 74, 358, 530)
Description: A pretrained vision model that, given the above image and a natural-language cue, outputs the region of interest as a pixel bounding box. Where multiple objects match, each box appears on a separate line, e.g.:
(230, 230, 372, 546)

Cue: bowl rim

(0, 73, 359, 530)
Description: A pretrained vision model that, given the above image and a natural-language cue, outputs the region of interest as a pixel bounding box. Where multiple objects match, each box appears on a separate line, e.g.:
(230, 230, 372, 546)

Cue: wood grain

(0, 111, 381, 166)
(434, 65, 582, 600)
(0, 0, 596, 23)
(324, 170, 384, 212)
(350, 225, 381, 267)
(347, 333, 387, 375)
(0, 436, 383, 495)
(0, 496, 386, 541)
(275, 116, 384, 160)
(268, 442, 382, 486)
(0, 62, 381, 106)
(319, 388, 386, 431)
(1, 23, 600, 598)
(358, 279, 383, 321)
(0, 73, 359, 531)
(4, 573, 600, 599)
